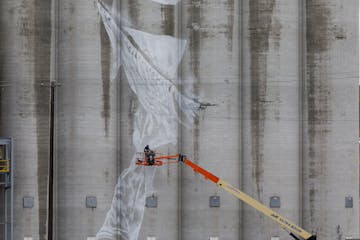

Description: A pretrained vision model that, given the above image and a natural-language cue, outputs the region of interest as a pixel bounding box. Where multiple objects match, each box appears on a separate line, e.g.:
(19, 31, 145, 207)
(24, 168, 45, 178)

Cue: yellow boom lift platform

(137, 146, 316, 240)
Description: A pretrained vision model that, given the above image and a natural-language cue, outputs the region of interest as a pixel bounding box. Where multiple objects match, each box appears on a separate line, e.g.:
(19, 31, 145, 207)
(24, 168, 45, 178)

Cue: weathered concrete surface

(242, 0, 302, 239)
(55, 1, 117, 239)
(0, 0, 358, 239)
(0, 0, 51, 239)
(179, 0, 241, 239)
(302, 0, 359, 239)
(119, 1, 182, 240)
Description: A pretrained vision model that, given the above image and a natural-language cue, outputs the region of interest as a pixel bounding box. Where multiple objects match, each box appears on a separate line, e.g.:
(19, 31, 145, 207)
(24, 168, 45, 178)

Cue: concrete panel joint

(23, 197, 34, 208)
(86, 196, 97, 208)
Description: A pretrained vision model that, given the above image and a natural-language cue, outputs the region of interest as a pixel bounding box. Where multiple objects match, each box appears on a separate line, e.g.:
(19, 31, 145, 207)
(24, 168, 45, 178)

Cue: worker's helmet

(144, 145, 150, 152)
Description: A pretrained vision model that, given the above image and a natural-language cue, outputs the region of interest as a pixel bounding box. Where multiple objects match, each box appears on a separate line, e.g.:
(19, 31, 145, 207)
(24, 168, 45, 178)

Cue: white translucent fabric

(96, 1, 198, 239)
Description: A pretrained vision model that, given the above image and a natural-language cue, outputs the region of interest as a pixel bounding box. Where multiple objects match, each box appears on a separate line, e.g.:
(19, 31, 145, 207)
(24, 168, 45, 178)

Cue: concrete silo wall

(242, 1, 302, 239)
(55, 1, 117, 239)
(0, 0, 51, 239)
(118, 1, 182, 239)
(0, 0, 358, 239)
(302, 0, 359, 239)
(179, 0, 241, 239)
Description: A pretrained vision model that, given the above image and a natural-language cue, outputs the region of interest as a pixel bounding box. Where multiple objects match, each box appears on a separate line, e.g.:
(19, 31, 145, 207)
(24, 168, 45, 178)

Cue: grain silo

(0, 0, 358, 239)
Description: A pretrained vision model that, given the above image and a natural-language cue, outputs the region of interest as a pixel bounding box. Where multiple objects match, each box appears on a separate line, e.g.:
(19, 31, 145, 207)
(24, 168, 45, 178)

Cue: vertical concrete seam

(239, 0, 245, 239)
(48, 72, 55, 240)
(176, 2, 182, 240)
(358, 0, 360, 234)
(116, 1, 122, 238)
(298, 0, 306, 227)
(51, 0, 60, 238)
(116, 59, 121, 240)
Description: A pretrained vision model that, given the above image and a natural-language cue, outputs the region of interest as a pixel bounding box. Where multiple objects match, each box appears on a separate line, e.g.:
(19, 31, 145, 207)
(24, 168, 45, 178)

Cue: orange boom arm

(136, 146, 315, 240)
(178, 155, 316, 240)
(181, 156, 219, 184)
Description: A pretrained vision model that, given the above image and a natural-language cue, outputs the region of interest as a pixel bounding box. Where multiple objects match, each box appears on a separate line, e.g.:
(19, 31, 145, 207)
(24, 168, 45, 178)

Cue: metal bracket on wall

(209, 196, 220, 208)
(270, 196, 281, 208)
(345, 196, 353, 208)
(86, 196, 97, 208)
(146, 196, 158, 208)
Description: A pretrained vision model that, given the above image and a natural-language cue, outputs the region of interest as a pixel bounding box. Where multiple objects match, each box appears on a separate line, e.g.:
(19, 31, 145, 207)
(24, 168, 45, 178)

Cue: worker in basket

(144, 145, 155, 165)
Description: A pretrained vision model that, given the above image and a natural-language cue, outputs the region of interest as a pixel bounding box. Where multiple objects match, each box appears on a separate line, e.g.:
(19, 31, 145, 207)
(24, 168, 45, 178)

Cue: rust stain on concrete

(128, 0, 140, 27)
(306, 1, 332, 181)
(249, 0, 276, 200)
(161, 5, 175, 36)
(306, 0, 332, 228)
(101, 21, 111, 137)
(225, 0, 235, 51)
(188, 0, 202, 164)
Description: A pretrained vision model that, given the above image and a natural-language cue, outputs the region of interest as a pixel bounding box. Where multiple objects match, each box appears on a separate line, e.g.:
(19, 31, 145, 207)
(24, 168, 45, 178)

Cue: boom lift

(136, 146, 317, 240)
